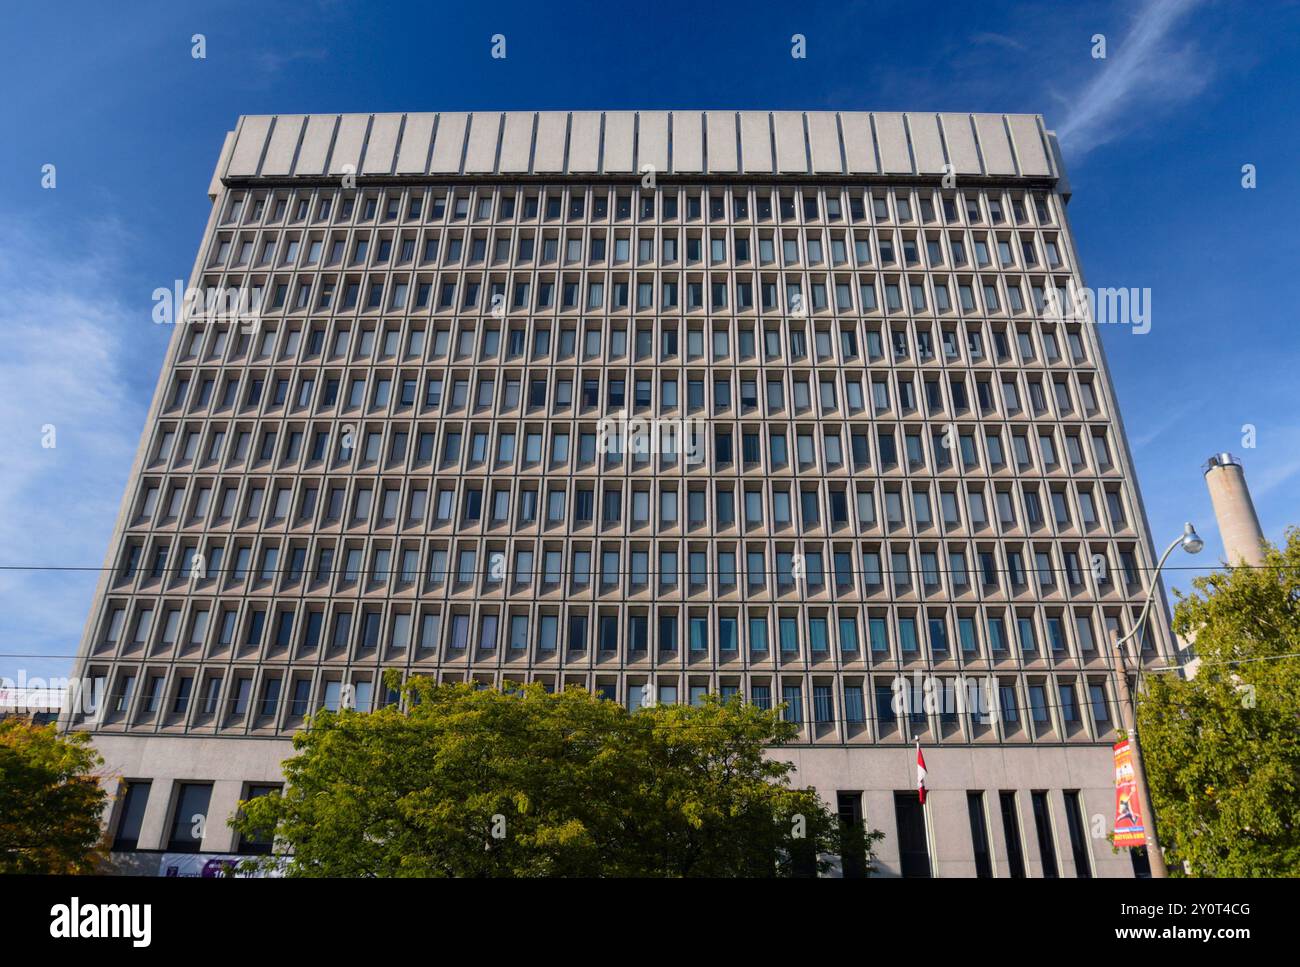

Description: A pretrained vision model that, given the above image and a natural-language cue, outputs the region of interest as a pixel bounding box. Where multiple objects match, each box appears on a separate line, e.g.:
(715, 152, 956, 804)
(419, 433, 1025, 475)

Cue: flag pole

(915, 737, 927, 805)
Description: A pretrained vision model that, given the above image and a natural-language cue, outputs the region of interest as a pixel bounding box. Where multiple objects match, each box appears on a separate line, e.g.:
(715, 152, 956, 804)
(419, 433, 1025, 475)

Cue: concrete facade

(90, 734, 1127, 878)
(67, 111, 1173, 877)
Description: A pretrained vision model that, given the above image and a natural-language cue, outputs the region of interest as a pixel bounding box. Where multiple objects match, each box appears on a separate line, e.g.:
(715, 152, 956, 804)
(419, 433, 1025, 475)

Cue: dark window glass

(893, 791, 931, 877)
(236, 784, 282, 855)
(836, 791, 867, 879)
(1063, 790, 1092, 877)
(999, 791, 1026, 878)
(112, 781, 151, 851)
(167, 783, 213, 852)
(966, 791, 993, 878)
(1031, 790, 1059, 878)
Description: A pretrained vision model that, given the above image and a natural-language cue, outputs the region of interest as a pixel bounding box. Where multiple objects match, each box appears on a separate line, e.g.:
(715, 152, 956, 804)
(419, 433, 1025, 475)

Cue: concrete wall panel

(672, 111, 704, 173)
(603, 111, 636, 173)
(568, 111, 602, 173)
(327, 114, 368, 176)
(429, 112, 468, 173)
(706, 111, 739, 173)
(739, 111, 772, 174)
(974, 113, 1017, 175)
(940, 113, 982, 175)
(498, 111, 534, 173)
(840, 112, 878, 173)
(875, 112, 912, 174)
(807, 111, 842, 173)
(773, 111, 808, 173)
(361, 113, 402, 174)
(463, 112, 501, 173)
(533, 112, 568, 172)
(907, 112, 947, 175)
(259, 115, 303, 176)
(638, 111, 669, 174)
(1008, 114, 1052, 177)
(226, 115, 271, 176)
(394, 113, 435, 174)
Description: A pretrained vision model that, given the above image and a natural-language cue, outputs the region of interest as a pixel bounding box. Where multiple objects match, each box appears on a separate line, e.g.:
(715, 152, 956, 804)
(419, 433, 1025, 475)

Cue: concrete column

(984, 790, 1014, 877)
(1014, 791, 1047, 878)
(1204, 453, 1266, 567)
(201, 780, 245, 852)
(929, 788, 975, 876)
(1053, 789, 1079, 878)
(135, 778, 174, 851)
(864, 790, 901, 876)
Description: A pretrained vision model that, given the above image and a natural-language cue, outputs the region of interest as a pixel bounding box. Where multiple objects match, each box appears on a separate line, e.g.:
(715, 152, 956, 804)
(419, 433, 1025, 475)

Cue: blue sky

(2, 0, 1298, 684)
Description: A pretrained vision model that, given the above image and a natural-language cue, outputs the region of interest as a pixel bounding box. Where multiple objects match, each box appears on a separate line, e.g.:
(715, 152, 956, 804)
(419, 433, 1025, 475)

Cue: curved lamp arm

(1114, 522, 1202, 658)
(1113, 536, 1182, 654)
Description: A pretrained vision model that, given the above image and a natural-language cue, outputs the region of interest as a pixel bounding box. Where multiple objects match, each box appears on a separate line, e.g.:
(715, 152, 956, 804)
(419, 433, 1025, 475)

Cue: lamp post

(1111, 522, 1203, 879)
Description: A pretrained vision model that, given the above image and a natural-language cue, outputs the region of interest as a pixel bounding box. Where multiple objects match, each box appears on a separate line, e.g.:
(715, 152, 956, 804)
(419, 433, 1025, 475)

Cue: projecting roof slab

(219, 110, 1061, 184)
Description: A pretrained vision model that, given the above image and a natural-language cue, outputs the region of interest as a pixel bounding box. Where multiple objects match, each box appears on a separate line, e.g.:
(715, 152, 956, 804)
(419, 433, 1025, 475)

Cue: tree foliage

(1139, 527, 1300, 876)
(234, 681, 878, 877)
(0, 720, 109, 874)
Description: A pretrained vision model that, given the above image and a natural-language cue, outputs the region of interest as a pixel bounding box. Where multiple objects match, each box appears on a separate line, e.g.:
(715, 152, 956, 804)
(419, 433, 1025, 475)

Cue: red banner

(1113, 739, 1146, 848)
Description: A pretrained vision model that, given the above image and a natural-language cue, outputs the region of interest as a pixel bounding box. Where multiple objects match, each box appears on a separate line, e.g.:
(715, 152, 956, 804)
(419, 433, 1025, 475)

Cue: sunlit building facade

(69, 111, 1171, 877)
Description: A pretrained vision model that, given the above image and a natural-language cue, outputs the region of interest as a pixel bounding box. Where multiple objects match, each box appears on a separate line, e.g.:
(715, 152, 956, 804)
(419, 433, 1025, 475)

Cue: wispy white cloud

(970, 31, 1027, 52)
(1056, 0, 1210, 156)
(0, 219, 146, 683)
(1129, 399, 1200, 449)
(1250, 446, 1300, 500)
(254, 47, 328, 75)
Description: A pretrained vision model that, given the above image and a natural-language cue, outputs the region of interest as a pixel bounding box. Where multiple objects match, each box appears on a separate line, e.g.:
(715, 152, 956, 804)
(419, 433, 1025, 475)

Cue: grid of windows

(76, 177, 1168, 748)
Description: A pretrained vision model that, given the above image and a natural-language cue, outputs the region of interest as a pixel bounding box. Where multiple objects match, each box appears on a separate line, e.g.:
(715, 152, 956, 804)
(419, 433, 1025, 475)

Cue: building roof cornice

(219, 110, 1061, 186)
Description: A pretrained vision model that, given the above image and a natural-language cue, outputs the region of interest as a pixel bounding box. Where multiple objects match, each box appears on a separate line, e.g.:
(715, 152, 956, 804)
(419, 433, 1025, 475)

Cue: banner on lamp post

(1113, 739, 1146, 848)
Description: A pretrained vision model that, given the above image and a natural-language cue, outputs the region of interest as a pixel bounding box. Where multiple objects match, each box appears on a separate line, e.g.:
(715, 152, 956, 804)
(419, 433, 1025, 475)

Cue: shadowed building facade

(68, 110, 1172, 877)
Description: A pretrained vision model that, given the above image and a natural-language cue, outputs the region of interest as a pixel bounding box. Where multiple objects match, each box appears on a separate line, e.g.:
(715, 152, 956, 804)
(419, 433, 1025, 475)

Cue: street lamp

(1111, 522, 1202, 879)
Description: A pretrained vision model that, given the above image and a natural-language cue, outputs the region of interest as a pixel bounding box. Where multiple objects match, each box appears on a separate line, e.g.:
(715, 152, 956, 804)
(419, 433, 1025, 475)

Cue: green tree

(233, 681, 879, 877)
(0, 721, 109, 874)
(1139, 527, 1300, 876)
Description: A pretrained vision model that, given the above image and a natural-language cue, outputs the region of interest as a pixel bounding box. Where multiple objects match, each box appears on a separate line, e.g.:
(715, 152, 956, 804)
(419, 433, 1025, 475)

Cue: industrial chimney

(1203, 453, 1267, 567)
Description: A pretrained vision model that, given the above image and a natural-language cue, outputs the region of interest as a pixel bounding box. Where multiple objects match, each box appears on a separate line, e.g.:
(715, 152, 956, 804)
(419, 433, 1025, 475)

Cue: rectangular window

(844, 686, 865, 724)
(1089, 683, 1110, 725)
(893, 791, 932, 878)
(538, 614, 558, 653)
(236, 783, 282, 855)
(999, 791, 1027, 878)
(1031, 790, 1059, 878)
(781, 683, 802, 723)
(837, 792, 868, 879)
(875, 683, 896, 724)
(1063, 790, 1093, 877)
(689, 616, 707, 653)
(112, 781, 152, 850)
(967, 792, 993, 878)
(869, 617, 888, 654)
(813, 685, 833, 724)
(168, 783, 213, 852)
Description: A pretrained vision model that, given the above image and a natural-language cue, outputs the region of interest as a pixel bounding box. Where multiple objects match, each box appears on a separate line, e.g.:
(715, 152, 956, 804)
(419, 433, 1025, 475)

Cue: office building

(67, 111, 1173, 876)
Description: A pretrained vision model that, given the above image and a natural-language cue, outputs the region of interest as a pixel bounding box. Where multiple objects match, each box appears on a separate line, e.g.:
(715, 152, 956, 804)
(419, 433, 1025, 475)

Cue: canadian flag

(916, 740, 928, 804)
